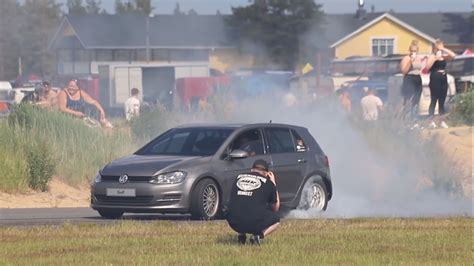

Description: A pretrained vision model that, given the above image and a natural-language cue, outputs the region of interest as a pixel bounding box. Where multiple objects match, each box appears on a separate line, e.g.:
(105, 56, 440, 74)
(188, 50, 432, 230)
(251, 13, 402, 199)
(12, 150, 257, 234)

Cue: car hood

(100, 154, 202, 176)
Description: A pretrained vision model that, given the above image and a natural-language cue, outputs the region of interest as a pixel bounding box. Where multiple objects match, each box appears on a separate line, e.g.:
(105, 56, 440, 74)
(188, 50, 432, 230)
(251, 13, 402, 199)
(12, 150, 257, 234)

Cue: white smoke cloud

(192, 90, 472, 218)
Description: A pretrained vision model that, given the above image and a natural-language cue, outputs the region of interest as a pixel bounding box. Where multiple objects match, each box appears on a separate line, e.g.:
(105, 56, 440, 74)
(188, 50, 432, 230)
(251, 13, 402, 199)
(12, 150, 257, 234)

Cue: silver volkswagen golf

(91, 123, 332, 219)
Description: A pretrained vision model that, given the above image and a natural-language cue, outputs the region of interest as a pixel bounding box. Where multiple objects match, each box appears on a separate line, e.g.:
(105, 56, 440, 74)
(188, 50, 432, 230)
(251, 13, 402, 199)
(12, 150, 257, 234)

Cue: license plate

(106, 188, 136, 197)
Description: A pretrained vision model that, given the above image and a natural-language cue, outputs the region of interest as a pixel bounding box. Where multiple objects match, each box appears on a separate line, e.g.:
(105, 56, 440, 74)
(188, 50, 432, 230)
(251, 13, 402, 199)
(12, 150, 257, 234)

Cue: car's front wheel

(297, 177, 328, 211)
(98, 209, 124, 219)
(190, 178, 220, 220)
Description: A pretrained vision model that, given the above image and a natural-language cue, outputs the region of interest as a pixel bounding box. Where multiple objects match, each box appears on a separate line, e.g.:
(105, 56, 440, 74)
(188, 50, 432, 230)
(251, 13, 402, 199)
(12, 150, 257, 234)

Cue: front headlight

(150, 171, 186, 184)
(94, 173, 102, 183)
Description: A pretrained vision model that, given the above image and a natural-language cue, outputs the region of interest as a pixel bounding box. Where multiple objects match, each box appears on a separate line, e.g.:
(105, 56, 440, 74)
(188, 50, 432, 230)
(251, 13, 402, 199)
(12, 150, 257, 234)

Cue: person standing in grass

(124, 88, 141, 121)
(338, 88, 352, 114)
(360, 88, 383, 121)
(400, 40, 423, 117)
(226, 159, 280, 245)
(425, 39, 456, 129)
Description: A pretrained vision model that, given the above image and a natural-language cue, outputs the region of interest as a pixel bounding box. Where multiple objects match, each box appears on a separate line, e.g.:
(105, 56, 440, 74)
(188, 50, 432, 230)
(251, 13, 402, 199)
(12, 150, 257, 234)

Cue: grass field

(1, 218, 472, 265)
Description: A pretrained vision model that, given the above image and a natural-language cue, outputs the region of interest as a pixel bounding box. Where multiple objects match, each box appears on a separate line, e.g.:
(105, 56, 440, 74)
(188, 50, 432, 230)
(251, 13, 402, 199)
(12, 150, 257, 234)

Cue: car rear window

(266, 128, 295, 154)
(292, 130, 307, 152)
(137, 128, 234, 156)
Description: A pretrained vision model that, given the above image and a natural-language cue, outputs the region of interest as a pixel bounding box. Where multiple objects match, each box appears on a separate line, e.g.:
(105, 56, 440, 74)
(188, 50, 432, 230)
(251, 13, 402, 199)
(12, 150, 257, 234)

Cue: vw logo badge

(118, 174, 129, 184)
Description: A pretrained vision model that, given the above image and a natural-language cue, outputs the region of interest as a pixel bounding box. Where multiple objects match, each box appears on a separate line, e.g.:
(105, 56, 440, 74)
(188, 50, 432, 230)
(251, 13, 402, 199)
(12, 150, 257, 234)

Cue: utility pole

(316, 53, 321, 88)
(18, 56, 22, 76)
(146, 13, 155, 62)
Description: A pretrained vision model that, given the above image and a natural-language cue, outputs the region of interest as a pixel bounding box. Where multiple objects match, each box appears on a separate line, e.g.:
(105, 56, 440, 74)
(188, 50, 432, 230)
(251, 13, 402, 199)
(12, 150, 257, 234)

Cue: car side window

(266, 128, 295, 154)
(151, 131, 189, 154)
(230, 129, 264, 156)
(292, 130, 307, 152)
(191, 130, 230, 154)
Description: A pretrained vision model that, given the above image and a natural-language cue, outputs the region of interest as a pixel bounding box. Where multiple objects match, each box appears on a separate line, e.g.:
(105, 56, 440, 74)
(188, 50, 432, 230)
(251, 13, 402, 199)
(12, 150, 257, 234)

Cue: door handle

(297, 159, 307, 164)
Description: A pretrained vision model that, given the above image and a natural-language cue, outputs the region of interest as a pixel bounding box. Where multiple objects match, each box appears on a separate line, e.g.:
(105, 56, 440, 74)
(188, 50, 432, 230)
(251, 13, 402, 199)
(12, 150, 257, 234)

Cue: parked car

(0, 81, 14, 116)
(91, 123, 332, 219)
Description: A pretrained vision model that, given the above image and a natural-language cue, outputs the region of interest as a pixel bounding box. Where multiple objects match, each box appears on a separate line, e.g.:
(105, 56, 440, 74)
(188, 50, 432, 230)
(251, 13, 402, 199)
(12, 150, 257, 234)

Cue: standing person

(400, 40, 423, 116)
(226, 159, 280, 245)
(425, 39, 456, 128)
(124, 88, 141, 121)
(360, 88, 383, 121)
(58, 79, 112, 128)
(338, 88, 352, 114)
(36, 81, 58, 110)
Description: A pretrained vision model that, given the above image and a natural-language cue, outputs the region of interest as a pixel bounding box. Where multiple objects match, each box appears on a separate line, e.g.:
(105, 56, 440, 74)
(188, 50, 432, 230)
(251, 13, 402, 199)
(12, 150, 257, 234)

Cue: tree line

(0, 0, 323, 81)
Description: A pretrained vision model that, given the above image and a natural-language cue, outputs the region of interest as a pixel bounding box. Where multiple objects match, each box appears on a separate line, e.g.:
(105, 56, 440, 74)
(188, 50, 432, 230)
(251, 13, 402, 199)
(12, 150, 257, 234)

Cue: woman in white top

(399, 40, 423, 116)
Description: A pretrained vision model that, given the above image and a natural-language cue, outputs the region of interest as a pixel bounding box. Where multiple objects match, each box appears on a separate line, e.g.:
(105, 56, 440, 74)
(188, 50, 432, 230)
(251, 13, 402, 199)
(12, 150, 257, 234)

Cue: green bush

(130, 106, 168, 141)
(451, 89, 473, 125)
(130, 105, 191, 143)
(7, 103, 36, 129)
(25, 140, 56, 192)
(1, 104, 137, 191)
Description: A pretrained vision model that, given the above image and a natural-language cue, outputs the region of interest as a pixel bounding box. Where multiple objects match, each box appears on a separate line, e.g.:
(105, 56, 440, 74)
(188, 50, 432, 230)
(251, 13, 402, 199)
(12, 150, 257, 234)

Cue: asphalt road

(0, 208, 192, 226)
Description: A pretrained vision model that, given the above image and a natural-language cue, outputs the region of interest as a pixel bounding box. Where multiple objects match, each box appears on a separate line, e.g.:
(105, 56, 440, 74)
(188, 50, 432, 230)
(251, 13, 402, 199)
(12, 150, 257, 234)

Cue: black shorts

(227, 211, 280, 235)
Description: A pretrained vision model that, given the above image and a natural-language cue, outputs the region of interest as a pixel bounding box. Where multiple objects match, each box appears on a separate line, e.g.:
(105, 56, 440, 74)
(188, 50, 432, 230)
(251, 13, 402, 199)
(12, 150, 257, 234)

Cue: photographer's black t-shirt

(227, 171, 278, 224)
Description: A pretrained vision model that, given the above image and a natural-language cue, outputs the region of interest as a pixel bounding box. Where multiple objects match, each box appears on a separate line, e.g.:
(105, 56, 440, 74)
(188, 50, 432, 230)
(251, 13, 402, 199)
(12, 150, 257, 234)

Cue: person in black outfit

(425, 39, 456, 128)
(226, 159, 280, 245)
(400, 40, 423, 116)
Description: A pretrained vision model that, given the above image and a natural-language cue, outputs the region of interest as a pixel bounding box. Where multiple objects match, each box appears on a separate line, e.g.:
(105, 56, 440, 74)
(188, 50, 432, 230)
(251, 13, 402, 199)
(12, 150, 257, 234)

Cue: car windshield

(136, 127, 234, 156)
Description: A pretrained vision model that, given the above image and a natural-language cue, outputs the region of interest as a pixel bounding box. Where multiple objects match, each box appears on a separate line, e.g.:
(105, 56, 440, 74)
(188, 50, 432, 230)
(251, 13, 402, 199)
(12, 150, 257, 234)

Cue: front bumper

(90, 180, 191, 213)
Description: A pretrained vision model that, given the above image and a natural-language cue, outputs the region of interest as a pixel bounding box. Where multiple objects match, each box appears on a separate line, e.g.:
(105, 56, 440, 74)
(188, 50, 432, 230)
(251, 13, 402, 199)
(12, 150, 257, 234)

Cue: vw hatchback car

(91, 123, 332, 219)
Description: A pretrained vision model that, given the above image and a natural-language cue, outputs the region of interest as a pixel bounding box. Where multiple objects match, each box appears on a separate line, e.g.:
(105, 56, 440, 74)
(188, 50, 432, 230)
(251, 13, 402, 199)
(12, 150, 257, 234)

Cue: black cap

(252, 159, 269, 171)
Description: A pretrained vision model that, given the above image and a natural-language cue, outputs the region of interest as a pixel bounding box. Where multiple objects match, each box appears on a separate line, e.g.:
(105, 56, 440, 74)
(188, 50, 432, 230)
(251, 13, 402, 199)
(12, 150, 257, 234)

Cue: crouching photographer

(226, 159, 280, 245)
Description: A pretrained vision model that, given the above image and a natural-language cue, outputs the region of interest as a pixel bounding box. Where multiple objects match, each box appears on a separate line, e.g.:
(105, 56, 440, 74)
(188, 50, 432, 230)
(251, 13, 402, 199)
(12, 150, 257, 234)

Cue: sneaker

(237, 234, 246, 245)
(250, 234, 263, 245)
(440, 121, 449, 129)
(429, 121, 437, 129)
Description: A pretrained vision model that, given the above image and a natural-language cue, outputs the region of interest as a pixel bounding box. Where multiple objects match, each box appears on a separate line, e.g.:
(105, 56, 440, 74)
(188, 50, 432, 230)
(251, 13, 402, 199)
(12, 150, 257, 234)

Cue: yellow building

(328, 11, 474, 60)
(331, 13, 436, 59)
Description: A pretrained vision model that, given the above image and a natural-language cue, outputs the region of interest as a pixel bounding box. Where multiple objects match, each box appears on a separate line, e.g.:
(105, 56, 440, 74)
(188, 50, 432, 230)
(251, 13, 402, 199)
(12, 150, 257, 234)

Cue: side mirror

(229, 149, 249, 160)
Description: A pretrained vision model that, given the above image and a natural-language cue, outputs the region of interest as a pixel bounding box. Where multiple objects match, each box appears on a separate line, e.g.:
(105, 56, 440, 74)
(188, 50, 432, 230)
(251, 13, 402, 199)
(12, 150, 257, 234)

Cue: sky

(93, 0, 472, 14)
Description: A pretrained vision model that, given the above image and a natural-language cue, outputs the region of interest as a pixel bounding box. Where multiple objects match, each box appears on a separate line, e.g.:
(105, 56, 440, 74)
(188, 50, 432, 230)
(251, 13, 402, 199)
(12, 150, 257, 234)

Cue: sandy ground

(422, 126, 473, 198)
(0, 126, 471, 209)
(0, 178, 90, 209)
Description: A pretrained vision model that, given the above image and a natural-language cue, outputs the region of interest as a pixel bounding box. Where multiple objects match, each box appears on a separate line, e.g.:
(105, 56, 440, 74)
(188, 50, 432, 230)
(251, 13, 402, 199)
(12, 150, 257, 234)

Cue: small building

(326, 11, 473, 59)
(49, 14, 251, 108)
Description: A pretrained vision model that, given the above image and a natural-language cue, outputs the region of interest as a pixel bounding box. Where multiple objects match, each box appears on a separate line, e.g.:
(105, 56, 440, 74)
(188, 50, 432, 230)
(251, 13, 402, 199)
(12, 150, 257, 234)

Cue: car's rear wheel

(98, 209, 124, 219)
(298, 177, 328, 211)
(190, 179, 220, 220)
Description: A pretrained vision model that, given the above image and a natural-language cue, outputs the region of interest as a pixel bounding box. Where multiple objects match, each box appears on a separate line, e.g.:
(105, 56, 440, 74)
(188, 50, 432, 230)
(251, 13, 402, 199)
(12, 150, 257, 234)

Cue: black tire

(297, 177, 328, 211)
(98, 209, 124, 219)
(190, 179, 220, 220)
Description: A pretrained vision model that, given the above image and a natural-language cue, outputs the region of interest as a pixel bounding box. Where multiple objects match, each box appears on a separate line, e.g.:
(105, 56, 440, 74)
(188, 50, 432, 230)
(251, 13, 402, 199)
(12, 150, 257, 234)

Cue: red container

(176, 76, 230, 109)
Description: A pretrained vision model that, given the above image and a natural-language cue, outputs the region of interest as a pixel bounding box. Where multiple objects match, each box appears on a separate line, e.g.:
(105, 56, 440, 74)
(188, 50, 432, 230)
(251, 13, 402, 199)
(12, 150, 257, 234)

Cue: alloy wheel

(202, 184, 219, 217)
(308, 183, 326, 210)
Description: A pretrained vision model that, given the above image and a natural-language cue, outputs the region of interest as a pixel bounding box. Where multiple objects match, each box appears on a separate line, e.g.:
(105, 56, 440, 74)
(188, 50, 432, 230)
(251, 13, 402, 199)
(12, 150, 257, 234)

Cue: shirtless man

(36, 81, 58, 110)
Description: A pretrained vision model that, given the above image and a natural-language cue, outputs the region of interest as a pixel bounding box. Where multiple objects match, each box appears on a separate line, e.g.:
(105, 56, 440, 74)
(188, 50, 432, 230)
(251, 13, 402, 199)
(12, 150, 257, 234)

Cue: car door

(264, 127, 308, 203)
(214, 128, 271, 205)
